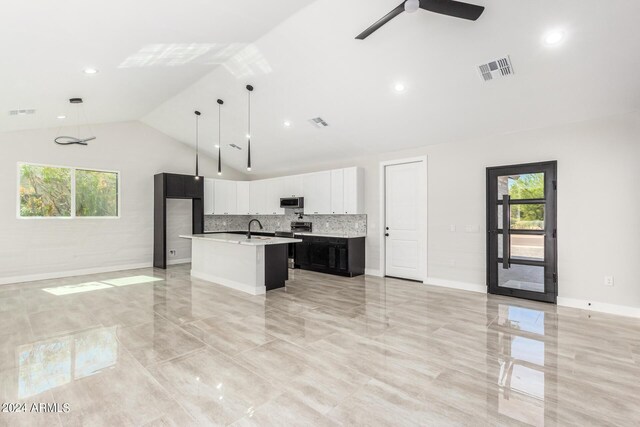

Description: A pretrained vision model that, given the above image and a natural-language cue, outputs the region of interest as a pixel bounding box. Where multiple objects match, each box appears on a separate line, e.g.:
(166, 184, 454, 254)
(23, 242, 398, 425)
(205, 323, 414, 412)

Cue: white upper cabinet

(330, 169, 344, 214)
(303, 171, 332, 214)
(282, 175, 303, 198)
(264, 177, 285, 215)
(249, 180, 266, 215)
(204, 178, 215, 215)
(214, 180, 237, 215)
(343, 167, 364, 214)
(236, 181, 250, 215)
(204, 167, 363, 216)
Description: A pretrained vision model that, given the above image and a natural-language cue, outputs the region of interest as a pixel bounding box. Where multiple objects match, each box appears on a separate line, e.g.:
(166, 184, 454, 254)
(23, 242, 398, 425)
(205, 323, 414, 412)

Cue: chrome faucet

(247, 219, 264, 239)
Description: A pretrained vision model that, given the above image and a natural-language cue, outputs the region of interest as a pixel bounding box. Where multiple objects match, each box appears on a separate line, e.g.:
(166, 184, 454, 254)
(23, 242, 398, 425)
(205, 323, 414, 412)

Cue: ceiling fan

(355, 0, 485, 40)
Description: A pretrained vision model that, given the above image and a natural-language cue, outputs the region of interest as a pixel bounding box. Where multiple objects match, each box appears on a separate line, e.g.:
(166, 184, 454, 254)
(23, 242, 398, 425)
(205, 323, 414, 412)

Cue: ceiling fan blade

(419, 0, 485, 21)
(355, 3, 405, 40)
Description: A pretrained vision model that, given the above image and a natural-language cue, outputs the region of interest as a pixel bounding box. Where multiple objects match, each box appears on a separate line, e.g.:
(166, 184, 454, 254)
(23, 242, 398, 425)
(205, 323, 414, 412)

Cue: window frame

(16, 162, 121, 220)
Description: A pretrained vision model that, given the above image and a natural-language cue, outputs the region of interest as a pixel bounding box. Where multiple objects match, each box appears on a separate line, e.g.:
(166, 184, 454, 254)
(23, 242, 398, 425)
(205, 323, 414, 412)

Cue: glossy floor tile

(1, 264, 639, 426)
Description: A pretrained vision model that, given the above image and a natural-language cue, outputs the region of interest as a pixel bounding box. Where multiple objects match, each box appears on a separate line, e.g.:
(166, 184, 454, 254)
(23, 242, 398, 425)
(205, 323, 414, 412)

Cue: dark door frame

(486, 161, 558, 303)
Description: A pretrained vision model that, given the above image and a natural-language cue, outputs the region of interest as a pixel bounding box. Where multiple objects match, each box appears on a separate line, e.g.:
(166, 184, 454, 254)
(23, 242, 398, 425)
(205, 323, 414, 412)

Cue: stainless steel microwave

(280, 197, 304, 209)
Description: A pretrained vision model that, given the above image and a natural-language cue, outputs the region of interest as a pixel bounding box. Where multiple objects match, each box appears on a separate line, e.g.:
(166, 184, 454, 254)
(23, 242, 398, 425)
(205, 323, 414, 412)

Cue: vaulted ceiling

(0, 0, 315, 133)
(4, 0, 640, 176)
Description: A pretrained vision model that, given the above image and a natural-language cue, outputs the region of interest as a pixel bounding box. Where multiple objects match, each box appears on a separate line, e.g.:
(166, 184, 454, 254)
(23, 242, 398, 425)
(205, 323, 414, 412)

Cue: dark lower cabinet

(295, 236, 365, 277)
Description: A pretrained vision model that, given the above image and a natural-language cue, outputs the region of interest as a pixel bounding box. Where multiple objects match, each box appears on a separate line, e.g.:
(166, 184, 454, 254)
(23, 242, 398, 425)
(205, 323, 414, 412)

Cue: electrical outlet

(604, 276, 614, 287)
(169, 249, 176, 257)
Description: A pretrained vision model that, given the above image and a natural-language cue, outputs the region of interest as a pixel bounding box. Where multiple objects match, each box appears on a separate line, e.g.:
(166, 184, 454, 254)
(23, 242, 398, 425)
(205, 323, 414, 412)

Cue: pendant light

(246, 84, 254, 171)
(54, 98, 96, 146)
(217, 99, 224, 176)
(194, 111, 201, 180)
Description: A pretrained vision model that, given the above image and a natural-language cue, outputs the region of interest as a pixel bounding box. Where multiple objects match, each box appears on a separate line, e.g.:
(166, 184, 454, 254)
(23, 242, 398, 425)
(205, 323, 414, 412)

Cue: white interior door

(384, 161, 425, 281)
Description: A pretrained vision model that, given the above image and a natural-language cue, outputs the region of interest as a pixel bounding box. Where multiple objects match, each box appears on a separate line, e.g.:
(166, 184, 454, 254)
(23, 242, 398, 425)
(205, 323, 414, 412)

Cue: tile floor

(1, 264, 639, 426)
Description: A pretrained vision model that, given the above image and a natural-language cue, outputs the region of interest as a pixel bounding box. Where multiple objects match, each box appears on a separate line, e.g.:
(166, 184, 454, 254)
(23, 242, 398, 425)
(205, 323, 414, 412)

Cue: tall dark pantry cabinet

(154, 173, 204, 269)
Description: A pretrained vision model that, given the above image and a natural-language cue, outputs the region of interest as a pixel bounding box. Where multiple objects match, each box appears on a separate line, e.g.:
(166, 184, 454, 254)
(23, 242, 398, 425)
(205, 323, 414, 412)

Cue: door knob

(385, 233, 389, 237)
(385, 227, 389, 230)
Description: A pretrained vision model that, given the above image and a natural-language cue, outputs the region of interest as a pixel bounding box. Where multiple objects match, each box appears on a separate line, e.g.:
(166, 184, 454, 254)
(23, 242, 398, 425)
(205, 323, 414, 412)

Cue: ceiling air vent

(309, 117, 329, 128)
(9, 109, 36, 116)
(477, 56, 514, 82)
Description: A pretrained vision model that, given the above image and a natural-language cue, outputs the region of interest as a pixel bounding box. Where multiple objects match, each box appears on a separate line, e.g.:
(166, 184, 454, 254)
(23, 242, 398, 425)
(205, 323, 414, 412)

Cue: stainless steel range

(275, 222, 312, 268)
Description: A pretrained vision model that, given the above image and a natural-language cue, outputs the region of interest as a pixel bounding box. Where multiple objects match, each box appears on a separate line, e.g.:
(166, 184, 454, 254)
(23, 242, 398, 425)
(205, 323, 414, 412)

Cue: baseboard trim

(424, 277, 486, 294)
(0, 262, 152, 286)
(167, 258, 191, 266)
(364, 268, 383, 277)
(557, 297, 640, 318)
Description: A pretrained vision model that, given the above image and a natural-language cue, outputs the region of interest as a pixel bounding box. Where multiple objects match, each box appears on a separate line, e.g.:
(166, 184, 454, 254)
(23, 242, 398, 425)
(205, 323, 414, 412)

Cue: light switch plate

(604, 276, 614, 287)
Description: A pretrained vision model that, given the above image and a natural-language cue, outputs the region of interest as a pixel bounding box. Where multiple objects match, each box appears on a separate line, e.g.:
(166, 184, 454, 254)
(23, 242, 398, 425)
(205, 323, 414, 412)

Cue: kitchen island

(180, 233, 302, 295)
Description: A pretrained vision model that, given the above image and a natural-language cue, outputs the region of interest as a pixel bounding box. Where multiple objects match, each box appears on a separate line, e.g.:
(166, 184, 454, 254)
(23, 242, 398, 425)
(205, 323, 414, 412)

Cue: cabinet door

(310, 241, 330, 268)
(265, 178, 285, 215)
(282, 175, 303, 198)
(165, 174, 184, 198)
(225, 180, 237, 214)
(303, 171, 331, 214)
(184, 176, 202, 198)
(213, 180, 226, 215)
(344, 167, 363, 214)
(338, 246, 348, 271)
(236, 181, 250, 215)
(330, 169, 344, 214)
(204, 178, 215, 215)
(295, 242, 310, 266)
(328, 246, 337, 269)
(249, 180, 266, 215)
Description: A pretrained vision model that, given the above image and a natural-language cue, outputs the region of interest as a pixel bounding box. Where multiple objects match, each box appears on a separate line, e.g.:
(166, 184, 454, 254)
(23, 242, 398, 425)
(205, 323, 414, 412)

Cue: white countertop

(293, 232, 367, 238)
(180, 233, 302, 246)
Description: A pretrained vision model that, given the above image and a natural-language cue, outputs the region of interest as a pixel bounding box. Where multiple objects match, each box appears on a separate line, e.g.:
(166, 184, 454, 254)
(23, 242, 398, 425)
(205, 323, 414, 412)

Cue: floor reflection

(488, 302, 557, 426)
(18, 326, 118, 398)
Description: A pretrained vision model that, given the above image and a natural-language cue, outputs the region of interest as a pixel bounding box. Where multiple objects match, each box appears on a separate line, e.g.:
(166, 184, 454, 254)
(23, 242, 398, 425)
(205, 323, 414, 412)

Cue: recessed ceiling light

(57, 115, 66, 119)
(543, 30, 565, 46)
(283, 121, 291, 127)
(394, 83, 406, 93)
(83, 68, 99, 75)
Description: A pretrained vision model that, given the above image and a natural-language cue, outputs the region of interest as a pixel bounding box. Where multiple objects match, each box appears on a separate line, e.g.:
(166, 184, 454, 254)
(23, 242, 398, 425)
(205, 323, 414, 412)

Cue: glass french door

(487, 161, 557, 303)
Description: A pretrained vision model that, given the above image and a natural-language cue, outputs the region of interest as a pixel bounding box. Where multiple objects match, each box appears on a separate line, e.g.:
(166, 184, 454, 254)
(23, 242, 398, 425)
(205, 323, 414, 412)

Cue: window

(75, 169, 119, 217)
(19, 164, 72, 217)
(18, 163, 120, 218)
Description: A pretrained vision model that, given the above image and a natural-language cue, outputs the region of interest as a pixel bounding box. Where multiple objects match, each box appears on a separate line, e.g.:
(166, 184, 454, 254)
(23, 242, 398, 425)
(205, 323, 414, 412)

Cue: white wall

(255, 111, 640, 311)
(0, 121, 246, 284)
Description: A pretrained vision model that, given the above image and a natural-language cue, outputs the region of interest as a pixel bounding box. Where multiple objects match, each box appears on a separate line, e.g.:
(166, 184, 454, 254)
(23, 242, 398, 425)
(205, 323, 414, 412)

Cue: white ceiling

(142, 0, 640, 175)
(5, 0, 640, 176)
(0, 0, 315, 132)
